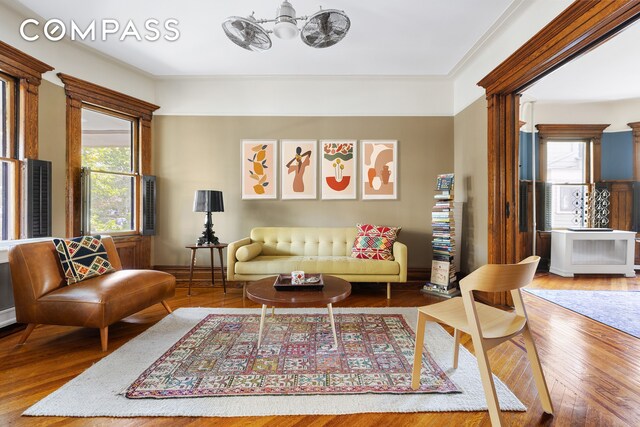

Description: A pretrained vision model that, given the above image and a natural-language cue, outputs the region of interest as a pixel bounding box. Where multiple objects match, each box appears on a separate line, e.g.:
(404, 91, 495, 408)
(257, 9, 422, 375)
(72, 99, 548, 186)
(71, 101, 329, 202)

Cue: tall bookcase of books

(423, 173, 461, 298)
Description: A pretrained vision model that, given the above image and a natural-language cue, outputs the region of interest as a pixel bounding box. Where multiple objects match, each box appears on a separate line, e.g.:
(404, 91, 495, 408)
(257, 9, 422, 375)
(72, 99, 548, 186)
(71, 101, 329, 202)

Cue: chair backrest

(9, 236, 122, 303)
(459, 256, 540, 293)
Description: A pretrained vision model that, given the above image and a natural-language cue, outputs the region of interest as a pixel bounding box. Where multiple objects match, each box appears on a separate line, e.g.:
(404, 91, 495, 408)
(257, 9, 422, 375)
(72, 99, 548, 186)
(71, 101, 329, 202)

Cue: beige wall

(454, 96, 488, 272)
(153, 116, 454, 269)
(38, 80, 66, 238)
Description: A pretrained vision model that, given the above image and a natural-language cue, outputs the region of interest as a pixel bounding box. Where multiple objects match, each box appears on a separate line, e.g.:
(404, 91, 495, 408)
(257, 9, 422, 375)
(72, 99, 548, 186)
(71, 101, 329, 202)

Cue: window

(59, 73, 159, 247)
(0, 43, 53, 241)
(546, 140, 589, 229)
(81, 108, 138, 234)
(0, 73, 18, 240)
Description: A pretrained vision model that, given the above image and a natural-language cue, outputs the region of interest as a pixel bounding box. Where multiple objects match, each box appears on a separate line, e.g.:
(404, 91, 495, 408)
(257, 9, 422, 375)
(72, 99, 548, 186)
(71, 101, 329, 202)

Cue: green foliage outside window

(82, 146, 134, 233)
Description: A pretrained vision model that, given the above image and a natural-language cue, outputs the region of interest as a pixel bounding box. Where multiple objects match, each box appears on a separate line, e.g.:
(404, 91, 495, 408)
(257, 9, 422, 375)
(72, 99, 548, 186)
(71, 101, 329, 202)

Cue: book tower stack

(422, 173, 460, 298)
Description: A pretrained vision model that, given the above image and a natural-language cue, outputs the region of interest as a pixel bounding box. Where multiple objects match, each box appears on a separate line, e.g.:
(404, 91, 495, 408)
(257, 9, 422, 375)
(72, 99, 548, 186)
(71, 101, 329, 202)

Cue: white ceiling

(11, 0, 517, 76)
(524, 18, 640, 102)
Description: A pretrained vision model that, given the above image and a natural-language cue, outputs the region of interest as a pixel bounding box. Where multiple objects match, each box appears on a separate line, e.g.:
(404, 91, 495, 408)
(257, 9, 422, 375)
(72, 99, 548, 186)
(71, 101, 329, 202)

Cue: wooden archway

(478, 0, 640, 305)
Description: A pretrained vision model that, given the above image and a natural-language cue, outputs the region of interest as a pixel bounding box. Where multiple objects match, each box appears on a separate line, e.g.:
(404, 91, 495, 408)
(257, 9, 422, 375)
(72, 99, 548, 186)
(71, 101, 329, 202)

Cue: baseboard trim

(153, 265, 431, 284)
(0, 307, 16, 328)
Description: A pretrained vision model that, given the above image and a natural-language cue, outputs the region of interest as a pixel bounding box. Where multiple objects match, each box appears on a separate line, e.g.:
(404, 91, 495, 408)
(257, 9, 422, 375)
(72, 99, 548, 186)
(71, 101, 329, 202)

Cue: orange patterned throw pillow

(351, 224, 401, 261)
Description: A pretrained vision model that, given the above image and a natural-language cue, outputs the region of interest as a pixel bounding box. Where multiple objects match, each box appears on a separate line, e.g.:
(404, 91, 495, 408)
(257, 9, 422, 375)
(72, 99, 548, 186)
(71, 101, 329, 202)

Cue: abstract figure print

(281, 140, 317, 199)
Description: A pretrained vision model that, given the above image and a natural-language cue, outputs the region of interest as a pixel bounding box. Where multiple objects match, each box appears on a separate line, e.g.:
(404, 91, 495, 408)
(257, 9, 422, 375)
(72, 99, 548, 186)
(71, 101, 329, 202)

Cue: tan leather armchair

(9, 237, 176, 351)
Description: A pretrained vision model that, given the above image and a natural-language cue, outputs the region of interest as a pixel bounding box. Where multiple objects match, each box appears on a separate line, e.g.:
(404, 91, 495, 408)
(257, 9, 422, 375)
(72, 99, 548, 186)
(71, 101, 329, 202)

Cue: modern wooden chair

(411, 256, 553, 426)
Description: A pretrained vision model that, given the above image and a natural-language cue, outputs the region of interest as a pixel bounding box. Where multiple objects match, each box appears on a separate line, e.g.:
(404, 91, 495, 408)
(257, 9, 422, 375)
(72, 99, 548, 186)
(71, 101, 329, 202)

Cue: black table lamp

(193, 190, 224, 245)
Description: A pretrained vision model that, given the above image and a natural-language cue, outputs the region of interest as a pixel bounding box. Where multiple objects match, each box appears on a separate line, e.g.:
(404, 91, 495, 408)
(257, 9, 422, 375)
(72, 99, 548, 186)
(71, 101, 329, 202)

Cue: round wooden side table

(185, 243, 228, 295)
(245, 275, 351, 347)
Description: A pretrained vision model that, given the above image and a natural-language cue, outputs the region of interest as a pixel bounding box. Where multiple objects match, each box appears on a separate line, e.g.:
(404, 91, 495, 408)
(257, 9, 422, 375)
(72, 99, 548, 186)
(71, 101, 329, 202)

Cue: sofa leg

(161, 300, 173, 314)
(18, 323, 37, 345)
(243, 282, 247, 299)
(387, 282, 391, 299)
(100, 326, 109, 352)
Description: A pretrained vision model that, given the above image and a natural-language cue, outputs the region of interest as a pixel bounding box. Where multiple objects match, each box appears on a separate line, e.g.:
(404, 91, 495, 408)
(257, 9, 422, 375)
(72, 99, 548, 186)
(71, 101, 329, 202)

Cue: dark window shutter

(518, 181, 528, 232)
(24, 159, 52, 238)
(142, 175, 156, 236)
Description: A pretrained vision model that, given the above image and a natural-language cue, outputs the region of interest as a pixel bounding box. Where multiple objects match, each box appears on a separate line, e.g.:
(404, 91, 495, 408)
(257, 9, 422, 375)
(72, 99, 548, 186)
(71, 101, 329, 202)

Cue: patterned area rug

(24, 308, 526, 417)
(126, 313, 459, 398)
(525, 289, 640, 338)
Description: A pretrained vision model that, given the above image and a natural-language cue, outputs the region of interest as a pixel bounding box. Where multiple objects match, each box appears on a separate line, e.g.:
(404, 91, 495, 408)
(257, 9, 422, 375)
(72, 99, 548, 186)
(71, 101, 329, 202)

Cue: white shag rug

(24, 307, 526, 417)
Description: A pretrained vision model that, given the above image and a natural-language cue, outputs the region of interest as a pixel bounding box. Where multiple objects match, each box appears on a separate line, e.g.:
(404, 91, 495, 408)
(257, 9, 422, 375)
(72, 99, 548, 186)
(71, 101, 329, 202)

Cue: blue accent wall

(520, 130, 634, 181)
(519, 131, 539, 180)
(601, 131, 633, 180)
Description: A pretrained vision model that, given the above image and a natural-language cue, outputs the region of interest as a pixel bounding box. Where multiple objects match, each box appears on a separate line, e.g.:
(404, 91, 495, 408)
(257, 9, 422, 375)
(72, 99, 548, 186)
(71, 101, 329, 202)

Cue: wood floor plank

(0, 273, 638, 426)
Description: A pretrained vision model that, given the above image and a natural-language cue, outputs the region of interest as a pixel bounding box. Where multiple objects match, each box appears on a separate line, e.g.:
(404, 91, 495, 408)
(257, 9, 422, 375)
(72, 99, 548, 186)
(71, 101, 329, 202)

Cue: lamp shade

(193, 190, 224, 213)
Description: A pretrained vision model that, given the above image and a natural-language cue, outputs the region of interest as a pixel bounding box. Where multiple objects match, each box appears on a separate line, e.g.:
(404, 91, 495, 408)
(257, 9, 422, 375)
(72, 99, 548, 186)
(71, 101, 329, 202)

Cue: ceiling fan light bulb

(274, 20, 298, 39)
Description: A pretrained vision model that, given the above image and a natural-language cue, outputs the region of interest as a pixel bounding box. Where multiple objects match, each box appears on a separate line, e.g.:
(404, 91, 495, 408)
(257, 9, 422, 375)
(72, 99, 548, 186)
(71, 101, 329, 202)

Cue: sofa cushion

(37, 270, 175, 327)
(236, 242, 263, 262)
(351, 224, 401, 261)
(235, 256, 400, 276)
(250, 227, 359, 256)
(52, 236, 115, 285)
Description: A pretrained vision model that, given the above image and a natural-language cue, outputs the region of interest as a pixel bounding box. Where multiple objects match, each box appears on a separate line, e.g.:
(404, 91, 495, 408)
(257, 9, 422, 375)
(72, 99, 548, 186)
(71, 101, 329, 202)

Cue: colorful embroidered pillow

(351, 224, 401, 261)
(53, 236, 115, 285)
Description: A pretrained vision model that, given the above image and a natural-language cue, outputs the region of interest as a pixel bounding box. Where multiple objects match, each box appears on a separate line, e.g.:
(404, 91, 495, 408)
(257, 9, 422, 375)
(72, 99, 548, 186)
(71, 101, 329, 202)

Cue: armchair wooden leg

(411, 312, 427, 390)
(387, 282, 391, 299)
(522, 325, 554, 415)
(453, 328, 461, 369)
(471, 336, 504, 427)
(100, 326, 109, 352)
(18, 323, 37, 345)
(161, 300, 173, 314)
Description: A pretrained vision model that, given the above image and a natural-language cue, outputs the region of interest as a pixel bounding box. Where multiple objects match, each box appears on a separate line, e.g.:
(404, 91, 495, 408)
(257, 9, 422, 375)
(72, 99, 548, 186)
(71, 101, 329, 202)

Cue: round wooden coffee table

(246, 275, 351, 348)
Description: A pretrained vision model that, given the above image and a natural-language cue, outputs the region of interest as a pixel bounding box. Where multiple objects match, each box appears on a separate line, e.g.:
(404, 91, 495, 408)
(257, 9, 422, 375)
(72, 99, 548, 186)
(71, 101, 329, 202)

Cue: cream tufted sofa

(227, 227, 407, 299)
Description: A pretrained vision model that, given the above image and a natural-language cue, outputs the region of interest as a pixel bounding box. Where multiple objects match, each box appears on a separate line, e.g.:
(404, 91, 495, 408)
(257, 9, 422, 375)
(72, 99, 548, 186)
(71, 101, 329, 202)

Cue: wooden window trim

(626, 122, 640, 182)
(536, 124, 609, 182)
(0, 42, 53, 241)
(476, 1, 640, 306)
(0, 41, 53, 159)
(58, 73, 159, 238)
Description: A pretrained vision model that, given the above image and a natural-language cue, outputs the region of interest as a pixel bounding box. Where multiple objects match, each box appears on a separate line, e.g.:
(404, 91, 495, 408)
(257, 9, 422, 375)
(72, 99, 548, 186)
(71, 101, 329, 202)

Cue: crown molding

(57, 73, 159, 119)
(0, 40, 53, 84)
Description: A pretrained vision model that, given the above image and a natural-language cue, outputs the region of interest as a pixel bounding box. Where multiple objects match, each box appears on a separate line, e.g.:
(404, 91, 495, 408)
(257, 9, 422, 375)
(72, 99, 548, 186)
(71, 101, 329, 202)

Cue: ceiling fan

(222, 1, 350, 52)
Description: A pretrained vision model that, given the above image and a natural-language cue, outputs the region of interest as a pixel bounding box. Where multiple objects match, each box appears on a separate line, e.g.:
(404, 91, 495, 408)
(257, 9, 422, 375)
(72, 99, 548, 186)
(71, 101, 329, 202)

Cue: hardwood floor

(1, 274, 638, 426)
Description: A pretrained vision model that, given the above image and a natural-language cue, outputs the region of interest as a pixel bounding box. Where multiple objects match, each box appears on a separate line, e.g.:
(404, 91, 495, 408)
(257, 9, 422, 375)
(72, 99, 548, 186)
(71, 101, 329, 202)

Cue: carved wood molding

(535, 124, 610, 139)
(628, 122, 640, 181)
(57, 73, 159, 120)
(477, 1, 640, 305)
(0, 42, 54, 161)
(0, 41, 53, 85)
(479, 1, 640, 95)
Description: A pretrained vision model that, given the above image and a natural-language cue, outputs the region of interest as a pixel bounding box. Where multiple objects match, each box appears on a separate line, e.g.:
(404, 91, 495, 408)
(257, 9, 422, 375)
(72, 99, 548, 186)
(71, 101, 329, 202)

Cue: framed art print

(242, 140, 277, 199)
(361, 140, 398, 200)
(321, 140, 357, 199)
(281, 140, 317, 200)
